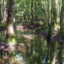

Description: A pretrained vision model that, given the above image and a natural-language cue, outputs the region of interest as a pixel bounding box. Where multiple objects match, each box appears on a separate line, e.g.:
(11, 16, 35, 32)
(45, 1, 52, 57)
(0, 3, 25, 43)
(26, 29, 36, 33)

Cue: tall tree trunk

(6, 0, 15, 63)
(0, 0, 1, 21)
(6, 0, 15, 53)
(6, 0, 15, 39)
(58, 0, 64, 64)
(50, 0, 57, 64)
(2, 0, 7, 22)
(30, 0, 34, 64)
(30, 0, 33, 25)
(60, 0, 64, 35)
(50, 42, 56, 64)
(58, 43, 63, 64)
(47, 0, 52, 63)
(37, 36, 42, 64)
(47, 0, 57, 64)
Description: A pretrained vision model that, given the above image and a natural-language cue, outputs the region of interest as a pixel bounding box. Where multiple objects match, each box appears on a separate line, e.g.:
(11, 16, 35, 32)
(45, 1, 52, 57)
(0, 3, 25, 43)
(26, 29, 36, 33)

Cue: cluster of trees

(0, 0, 64, 64)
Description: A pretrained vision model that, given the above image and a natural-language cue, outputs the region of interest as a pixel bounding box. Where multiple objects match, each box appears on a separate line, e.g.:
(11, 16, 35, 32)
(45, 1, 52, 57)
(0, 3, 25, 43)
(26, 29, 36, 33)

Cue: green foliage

(0, 23, 6, 26)
(0, 0, 63, 64)
(8, 37, 17, 44)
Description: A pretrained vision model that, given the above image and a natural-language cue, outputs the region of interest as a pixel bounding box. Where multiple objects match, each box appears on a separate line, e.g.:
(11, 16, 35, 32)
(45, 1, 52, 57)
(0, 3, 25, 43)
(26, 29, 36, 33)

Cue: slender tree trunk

(2, 0, 7, 22)
(30, 0, 34, 64)
(47, 0, 57, 64)
(37, 36, 42, 64)
(60, 0, 64, 35)
(58, 43, 63, 64)
(6, 0, 15, 53)
(6, 0, 15, 63)
(6, 0, 15, 40)
(47, 0, 52, 63)
(50, 42, 56, 64)
(30, 0, 33, 25)
(58, 0, 64, 64)
(0, 0, 1, 21)
(30, 39, 33, 64)
(50, 0, 57, 63)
